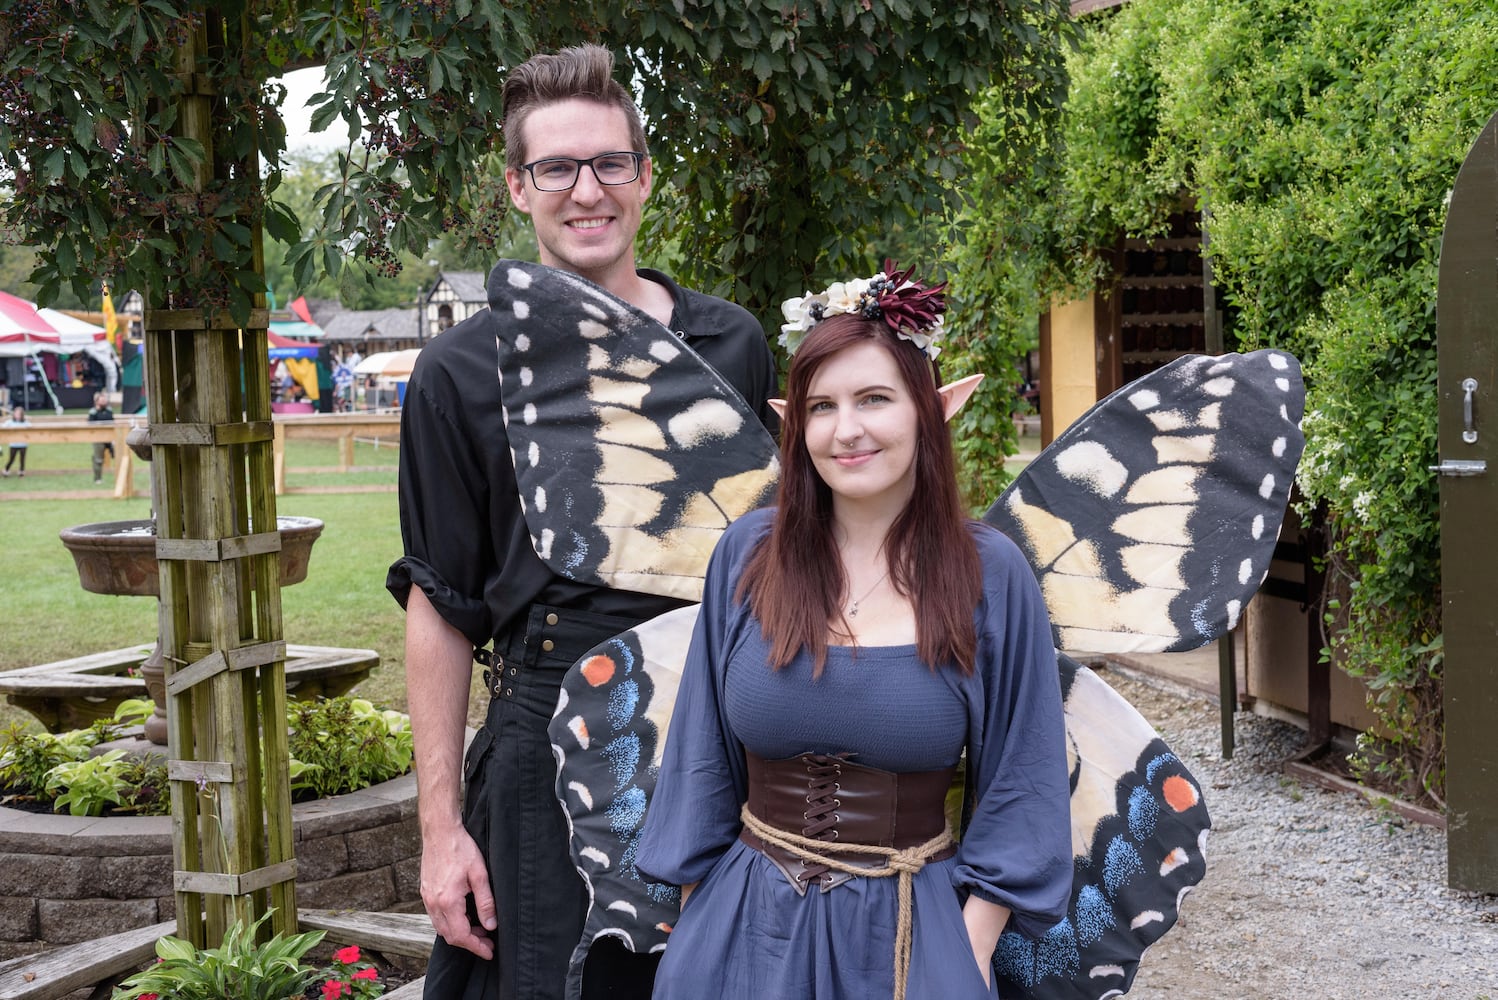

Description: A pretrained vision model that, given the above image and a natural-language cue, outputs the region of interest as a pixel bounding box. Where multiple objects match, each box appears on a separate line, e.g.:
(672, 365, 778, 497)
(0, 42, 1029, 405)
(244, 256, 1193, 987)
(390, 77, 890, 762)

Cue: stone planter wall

(0, 772, 421, 961)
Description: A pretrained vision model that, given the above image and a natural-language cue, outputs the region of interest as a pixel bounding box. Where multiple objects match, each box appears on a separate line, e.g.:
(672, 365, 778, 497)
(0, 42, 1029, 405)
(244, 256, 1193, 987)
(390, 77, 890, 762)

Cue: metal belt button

(545, 612, 559, 625)
(541, 639, 555, 652)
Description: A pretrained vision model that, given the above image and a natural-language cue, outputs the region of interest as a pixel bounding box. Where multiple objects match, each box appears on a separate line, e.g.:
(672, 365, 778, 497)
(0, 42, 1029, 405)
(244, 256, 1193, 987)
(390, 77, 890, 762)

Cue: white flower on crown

(899, 314, 944, 362)
(778, 291, 826, 356)
(823, 275, 877, 315)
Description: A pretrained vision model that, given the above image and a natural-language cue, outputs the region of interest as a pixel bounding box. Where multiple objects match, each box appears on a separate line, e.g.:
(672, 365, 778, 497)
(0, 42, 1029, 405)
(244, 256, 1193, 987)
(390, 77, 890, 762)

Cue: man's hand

(404, 587, 496, 957)
(421, 819, 499, 958)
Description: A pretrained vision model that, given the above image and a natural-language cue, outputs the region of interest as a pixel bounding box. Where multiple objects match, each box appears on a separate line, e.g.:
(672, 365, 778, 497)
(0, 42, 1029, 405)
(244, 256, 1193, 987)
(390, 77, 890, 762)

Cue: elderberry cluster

(3, 0, 62, 45)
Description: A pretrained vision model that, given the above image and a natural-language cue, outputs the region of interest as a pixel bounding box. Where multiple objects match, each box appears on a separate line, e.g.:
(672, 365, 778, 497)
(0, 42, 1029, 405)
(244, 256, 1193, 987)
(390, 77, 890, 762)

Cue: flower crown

(778, 259, 947, 361)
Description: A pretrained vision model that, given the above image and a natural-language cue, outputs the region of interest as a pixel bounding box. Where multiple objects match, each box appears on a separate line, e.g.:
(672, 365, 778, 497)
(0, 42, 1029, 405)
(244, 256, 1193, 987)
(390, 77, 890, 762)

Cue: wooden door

(1436, 107, 1498, 893)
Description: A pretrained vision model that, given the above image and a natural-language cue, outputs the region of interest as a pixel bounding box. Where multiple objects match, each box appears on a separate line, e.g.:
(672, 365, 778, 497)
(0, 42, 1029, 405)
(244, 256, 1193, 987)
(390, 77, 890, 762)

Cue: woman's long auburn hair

(736, 313, 983, 675)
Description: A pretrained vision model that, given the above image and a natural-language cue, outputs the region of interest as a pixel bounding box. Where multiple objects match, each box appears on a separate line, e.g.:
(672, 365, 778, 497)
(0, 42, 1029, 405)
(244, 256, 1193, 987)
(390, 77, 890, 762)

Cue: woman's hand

(961, 896, 1011, 988)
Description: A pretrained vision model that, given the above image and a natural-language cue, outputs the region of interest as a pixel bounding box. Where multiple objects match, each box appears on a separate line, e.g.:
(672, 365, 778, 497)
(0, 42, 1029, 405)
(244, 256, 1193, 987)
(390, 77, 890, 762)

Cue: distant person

(317, 345, 336, 414)
(88, 392, 115, 484)
(2, 405, 31, 477)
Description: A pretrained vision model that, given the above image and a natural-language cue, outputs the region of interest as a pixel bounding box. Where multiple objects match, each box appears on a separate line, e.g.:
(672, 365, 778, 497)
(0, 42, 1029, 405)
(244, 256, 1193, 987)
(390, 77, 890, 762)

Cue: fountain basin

(59, 516, 325, 597)
(0, 644, 379, 734)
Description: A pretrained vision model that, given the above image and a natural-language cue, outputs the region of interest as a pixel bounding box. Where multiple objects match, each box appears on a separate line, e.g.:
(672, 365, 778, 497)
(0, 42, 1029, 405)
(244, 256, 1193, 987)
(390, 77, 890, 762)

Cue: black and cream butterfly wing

(986, 350, 1306, 654)
(487, 261, 779, 603)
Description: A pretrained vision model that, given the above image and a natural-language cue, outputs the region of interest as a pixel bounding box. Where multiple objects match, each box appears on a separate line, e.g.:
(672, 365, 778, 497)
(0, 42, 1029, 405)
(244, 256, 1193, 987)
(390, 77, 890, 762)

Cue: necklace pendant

(848, 603, 860, 618)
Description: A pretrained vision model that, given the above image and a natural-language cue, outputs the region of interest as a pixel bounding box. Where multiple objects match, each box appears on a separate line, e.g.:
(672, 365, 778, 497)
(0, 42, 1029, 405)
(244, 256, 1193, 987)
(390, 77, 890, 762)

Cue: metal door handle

(1462, 377, 1478, 443)
(1430, 459, 1487, 477)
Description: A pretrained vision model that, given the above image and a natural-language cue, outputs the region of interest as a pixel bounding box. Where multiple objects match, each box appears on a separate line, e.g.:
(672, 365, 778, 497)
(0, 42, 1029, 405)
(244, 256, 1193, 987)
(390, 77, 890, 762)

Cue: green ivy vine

(959, 0, 1498, 807)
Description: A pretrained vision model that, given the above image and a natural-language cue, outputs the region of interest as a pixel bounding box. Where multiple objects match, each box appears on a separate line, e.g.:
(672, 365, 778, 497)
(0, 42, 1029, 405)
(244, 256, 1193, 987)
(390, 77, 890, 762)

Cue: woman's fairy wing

(993, 653, 1211, 999)
(548, 348, 1306, 1000)
(985, 349, 1306, 654)
(486, 260, 779, 603)
(547, 605, 700, 996)
(986, 349, 1304, 998)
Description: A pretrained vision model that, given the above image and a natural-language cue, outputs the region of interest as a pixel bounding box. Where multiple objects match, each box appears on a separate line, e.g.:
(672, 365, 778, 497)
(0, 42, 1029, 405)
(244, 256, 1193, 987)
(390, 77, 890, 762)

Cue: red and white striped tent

(0, 289, 110, 357)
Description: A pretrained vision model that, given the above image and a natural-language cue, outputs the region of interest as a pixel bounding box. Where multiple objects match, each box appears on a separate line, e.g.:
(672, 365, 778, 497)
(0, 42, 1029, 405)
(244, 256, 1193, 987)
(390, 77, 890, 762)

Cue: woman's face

(802, 340, 920, 512)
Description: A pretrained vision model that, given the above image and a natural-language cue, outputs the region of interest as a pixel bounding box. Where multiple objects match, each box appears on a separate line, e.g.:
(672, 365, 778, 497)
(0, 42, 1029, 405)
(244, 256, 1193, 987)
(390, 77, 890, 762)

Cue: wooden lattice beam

(142, 6, 298, 949)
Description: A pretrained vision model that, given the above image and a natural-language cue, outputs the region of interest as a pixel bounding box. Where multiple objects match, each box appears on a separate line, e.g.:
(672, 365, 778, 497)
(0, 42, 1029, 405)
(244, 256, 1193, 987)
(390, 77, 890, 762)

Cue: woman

(637, 264, 1072, 999)
(2, 405, 30, 477)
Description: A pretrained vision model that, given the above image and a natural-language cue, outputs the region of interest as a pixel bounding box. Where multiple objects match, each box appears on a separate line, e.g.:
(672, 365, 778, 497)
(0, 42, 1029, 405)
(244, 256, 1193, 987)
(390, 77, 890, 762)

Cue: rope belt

(739, 803, 956, 1000)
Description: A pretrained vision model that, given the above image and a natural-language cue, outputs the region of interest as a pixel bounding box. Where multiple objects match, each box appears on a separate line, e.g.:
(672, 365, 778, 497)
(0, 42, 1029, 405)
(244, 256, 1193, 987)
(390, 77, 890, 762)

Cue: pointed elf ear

(937, 374, 984, 422)
(768, 398, 788, 422)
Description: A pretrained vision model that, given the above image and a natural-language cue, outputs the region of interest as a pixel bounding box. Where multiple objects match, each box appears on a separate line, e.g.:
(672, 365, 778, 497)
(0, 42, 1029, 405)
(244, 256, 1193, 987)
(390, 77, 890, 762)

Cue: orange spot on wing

(656, 922, 674, 934)
(1163, 774, 1199, 812)
(581, 655, 617, 687)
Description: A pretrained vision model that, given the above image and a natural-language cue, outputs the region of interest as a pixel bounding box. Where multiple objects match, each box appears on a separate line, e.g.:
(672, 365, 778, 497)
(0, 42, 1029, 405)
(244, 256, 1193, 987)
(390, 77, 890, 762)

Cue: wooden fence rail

(0, 413, 402, 497)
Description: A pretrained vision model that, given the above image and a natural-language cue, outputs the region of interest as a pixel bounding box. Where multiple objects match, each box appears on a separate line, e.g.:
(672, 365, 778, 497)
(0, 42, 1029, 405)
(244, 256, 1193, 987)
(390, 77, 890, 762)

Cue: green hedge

(955, 0, 1498, 805)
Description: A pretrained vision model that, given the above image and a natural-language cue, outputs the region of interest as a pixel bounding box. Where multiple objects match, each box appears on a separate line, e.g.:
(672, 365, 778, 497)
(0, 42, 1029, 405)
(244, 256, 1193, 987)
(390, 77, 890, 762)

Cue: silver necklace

(846, 568, 891, 618)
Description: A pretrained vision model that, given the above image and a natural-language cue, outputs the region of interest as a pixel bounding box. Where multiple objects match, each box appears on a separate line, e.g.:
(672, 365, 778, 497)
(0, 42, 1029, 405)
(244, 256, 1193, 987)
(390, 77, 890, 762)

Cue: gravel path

(1094, 664, 1498, 1000)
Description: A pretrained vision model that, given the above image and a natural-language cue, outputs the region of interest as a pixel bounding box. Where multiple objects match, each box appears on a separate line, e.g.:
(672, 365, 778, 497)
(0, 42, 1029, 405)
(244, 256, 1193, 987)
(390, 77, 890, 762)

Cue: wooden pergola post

(143, 6, 298, 947)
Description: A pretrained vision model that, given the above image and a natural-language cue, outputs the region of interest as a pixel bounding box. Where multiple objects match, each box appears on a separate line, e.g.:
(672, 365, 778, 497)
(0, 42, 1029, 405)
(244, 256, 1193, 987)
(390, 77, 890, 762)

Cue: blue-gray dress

(636, 509, 1073, 999)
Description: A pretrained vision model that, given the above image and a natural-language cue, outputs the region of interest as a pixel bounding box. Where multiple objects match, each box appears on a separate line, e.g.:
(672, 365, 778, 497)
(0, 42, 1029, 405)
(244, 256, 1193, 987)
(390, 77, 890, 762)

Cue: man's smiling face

(505, 98, 652, 288)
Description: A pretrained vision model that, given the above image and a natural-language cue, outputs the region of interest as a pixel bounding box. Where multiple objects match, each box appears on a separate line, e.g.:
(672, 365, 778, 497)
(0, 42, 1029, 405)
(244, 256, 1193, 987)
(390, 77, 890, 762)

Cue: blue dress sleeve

(953, 526, 1073, 939)
(635, 512, 765, 886)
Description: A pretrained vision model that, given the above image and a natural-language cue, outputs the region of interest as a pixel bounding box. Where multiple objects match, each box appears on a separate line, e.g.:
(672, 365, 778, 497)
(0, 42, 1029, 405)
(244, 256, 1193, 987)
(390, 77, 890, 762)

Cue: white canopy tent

(0, 291, 121, 407)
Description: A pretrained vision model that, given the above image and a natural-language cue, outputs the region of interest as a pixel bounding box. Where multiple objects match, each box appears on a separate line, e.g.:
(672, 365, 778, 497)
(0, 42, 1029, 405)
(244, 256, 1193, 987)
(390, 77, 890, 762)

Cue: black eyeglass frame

(518, 151, 646, 192)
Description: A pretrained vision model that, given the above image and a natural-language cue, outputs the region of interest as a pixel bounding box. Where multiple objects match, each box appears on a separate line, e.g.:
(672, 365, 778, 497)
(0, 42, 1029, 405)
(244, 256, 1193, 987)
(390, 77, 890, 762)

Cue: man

(385, 45, 776, 1000)
(88, 391, 114, 484)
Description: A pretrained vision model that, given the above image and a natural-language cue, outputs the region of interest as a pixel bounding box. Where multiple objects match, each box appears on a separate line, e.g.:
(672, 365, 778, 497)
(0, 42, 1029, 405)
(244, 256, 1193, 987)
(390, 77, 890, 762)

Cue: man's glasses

(519, 151, 645, 193)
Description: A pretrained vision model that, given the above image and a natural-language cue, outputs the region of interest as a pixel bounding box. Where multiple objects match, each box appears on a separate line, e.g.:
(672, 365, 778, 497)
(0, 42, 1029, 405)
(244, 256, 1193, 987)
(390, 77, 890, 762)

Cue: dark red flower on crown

(872, 258, 947, 338)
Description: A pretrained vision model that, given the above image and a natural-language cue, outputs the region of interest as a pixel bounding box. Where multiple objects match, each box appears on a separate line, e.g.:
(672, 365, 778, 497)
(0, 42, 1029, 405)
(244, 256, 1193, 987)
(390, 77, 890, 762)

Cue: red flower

(140, 994, 159, 1000)
(352, 967, 379, 981)
(334, 944, 362, 965)
(322, 980, 350, 999)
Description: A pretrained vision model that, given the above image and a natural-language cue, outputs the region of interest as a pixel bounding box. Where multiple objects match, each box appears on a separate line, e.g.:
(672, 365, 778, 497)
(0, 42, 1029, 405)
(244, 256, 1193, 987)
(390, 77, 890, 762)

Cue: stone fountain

(0, 431, 378, 743)
(43, 516, 372, 744)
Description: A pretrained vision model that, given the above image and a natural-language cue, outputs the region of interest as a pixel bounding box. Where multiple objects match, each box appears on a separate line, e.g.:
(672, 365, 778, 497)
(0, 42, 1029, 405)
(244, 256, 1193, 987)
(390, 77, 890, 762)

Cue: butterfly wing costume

(502, 264, 1303, 998)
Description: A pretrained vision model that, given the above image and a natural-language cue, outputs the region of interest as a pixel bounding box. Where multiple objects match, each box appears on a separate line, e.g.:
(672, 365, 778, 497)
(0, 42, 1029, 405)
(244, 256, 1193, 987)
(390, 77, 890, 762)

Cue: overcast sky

(277, 66, 344, 153)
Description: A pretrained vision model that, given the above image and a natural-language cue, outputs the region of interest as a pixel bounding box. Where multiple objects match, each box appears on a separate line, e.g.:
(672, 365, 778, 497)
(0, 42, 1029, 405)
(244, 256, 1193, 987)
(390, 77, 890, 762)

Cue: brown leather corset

(739, 751, 957, 895)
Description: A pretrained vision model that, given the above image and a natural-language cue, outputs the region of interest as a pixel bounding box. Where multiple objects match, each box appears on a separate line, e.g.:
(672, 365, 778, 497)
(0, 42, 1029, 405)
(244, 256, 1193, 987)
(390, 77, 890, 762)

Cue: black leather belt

(475, 603, 640, 699)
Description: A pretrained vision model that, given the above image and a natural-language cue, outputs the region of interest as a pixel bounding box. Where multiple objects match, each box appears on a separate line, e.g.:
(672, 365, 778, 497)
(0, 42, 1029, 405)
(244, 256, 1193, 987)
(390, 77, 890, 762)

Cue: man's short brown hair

(502, 45, 648, 172)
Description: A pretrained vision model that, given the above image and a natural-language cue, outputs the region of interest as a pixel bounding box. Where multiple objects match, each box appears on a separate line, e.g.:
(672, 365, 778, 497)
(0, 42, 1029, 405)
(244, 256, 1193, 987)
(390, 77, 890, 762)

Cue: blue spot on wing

(993, 919, 1081, 988)
(1128, 785, 1160, 841)
(1144, 752, 1176, 784)
(607, 786, 646, 837)
(1103, 836, 1145, 897)
(606, 639, 637, 676)
(564, 531, 588, 571)
(607, 680, 640, 733)
(1074, 884, 1114, 946)
(602, 734, 641, 792)
(646, 881, 681, 905)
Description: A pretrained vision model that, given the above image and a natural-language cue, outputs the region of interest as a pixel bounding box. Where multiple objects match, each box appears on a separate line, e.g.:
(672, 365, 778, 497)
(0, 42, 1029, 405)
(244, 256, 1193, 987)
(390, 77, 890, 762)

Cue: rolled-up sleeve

(385, 328, 497, 647)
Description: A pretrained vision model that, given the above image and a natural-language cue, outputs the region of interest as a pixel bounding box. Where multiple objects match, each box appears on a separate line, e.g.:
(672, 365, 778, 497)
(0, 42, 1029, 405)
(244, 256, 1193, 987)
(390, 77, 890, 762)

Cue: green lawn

(0, 438, 400, 495)
(0, 488, 482, 734)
